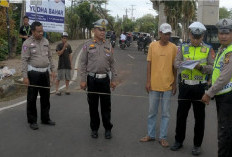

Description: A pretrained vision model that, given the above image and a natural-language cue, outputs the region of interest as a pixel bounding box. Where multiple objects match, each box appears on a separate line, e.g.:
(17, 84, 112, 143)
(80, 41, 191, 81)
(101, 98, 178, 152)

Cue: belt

(88, 72, 107, 79)
(182, 80, 207, 85)
(28, 65, 49, 72)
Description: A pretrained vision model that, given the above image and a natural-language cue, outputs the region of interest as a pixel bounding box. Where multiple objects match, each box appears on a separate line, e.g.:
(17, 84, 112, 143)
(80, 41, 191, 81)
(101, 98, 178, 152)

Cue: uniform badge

(224, 53, 232, 64)
(200, 47, 207, 53)
(90, 44, 95, 48)
(30, 43, 35, 47)
(184, 46, 189, 54)
(23, 46, 27, 52)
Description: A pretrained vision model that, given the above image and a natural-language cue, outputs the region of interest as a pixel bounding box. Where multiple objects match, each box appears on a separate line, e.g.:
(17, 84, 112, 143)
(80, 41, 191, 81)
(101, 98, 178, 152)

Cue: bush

(0, 38, 8, 61)
(47, 32, 62, 43)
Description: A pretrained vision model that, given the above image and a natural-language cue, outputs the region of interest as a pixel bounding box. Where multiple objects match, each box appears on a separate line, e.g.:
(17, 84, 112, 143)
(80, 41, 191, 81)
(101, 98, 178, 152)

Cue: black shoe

(192, 146, 201, 156)
(91, 130, 98, 138)
(170, 142, 183, 151)
(41, 120, 56, 126)
(105, 130, 112, 139)
(29, 123, 39, 130)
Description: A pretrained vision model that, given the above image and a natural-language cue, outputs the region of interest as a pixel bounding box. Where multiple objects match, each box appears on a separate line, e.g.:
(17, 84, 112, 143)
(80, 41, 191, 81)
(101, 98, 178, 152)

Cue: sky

(106, 0, 232, 19)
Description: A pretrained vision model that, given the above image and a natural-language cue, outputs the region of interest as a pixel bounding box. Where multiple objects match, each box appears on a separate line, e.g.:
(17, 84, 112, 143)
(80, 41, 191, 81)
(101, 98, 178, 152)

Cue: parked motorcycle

(120, 40, 126, 50)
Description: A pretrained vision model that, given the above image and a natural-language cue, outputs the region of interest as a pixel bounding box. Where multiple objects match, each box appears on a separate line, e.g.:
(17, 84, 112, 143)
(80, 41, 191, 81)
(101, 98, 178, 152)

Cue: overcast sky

(106, 0, 232, 19)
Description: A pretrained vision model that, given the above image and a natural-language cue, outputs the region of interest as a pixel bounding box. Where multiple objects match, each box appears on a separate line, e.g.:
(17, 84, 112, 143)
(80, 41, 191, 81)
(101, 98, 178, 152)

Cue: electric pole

(130, 5, 136, 21)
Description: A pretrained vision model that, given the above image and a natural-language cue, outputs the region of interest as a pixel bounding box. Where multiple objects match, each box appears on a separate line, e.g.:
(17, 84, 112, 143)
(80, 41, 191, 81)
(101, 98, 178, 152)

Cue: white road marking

(0, 49, 83, 112)
(128, 54, 135, 59)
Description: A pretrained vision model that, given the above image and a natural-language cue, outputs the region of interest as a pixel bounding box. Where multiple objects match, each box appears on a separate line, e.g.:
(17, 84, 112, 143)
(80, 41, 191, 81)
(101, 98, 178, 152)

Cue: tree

(219, 7, 232, 19)
(135, 14, 158, 34)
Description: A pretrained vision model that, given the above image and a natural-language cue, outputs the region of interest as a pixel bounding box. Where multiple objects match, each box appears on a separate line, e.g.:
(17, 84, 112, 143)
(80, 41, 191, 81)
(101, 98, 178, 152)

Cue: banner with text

(26, 0, 65, 33)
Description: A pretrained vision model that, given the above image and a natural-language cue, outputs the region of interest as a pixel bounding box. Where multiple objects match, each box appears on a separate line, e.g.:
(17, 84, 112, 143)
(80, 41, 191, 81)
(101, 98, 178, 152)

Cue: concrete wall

(197, 0, 219, 25)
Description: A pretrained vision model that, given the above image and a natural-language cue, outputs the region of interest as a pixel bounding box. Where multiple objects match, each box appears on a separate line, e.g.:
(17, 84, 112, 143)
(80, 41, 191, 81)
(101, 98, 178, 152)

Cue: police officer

(80, 19, 117, 139)
(171, 22, 214, 155)
(21, 21, 56, 130)
(202, 18, 232, 157)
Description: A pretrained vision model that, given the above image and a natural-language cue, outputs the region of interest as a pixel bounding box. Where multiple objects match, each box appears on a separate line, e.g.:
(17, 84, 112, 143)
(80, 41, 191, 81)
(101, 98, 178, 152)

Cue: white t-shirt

(120, 34, 127, 40)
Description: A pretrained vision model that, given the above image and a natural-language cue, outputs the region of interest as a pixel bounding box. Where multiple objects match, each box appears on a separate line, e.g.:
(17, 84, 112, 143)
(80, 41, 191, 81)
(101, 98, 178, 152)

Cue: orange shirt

(147, 41, 177, 91)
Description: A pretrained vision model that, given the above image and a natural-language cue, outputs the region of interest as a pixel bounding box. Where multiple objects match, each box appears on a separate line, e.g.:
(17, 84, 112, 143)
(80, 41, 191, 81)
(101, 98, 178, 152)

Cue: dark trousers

(27, 71, 51, 124)
(87, 75, 113, 131)
(175, 83, 206, 147)
(215, 91, 232, 157)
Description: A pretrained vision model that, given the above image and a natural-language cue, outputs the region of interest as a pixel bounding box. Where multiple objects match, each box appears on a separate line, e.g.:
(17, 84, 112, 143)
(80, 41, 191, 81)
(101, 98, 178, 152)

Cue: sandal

(139, 136, 155, 142)
(55, 91, 61, 96)
(159, 139, 169, 147)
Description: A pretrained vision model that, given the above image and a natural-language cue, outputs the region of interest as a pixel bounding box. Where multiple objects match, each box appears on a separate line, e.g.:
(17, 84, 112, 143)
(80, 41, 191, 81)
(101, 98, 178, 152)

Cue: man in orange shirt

(140, 23, 177, 147)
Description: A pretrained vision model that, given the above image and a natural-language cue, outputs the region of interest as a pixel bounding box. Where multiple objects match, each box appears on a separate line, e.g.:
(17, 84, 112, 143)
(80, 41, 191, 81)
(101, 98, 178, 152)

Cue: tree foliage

(136, 14, 158, 34)
(219, 7, 232, 19)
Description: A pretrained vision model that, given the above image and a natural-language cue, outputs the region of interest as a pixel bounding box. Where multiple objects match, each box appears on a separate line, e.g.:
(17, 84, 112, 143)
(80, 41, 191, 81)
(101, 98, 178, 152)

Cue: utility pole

(130, 5, 136, 21)
(125, 8, 128, 19)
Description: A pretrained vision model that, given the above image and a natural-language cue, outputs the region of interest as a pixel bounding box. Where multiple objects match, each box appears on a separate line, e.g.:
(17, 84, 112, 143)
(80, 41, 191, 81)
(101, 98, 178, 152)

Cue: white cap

(189, 22, 206, 35)
(160, 23, 172, 33)
(62, 32, 68, 37)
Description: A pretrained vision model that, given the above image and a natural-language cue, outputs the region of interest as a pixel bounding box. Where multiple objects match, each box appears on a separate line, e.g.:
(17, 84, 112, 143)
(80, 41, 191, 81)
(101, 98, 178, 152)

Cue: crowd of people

(19, 14, 232, 157)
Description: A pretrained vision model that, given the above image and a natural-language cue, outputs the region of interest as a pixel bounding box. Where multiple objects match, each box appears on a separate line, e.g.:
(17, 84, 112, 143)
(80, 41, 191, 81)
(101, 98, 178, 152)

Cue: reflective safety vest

(212, 44, 232, 95)
(181, 43, 210, 81)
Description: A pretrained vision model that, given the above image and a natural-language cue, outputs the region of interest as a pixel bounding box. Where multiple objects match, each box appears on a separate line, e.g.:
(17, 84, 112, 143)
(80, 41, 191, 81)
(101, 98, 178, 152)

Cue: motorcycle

(126, 40, 130, 47)
(144, 44, 149, 54)
(138, 42, 144, 51)
(111, 40, 116, 48)
(120, 40, 126, 50)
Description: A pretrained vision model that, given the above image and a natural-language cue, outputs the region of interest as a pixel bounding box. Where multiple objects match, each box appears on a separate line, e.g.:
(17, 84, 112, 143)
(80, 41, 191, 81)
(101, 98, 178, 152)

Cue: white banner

(26, 0, 65, 33)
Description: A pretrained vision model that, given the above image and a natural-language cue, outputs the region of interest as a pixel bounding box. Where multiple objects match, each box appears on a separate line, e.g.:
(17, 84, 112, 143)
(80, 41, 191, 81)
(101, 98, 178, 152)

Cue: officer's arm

(201, 48, 214, 74)
(21, 42, 30, 85)
(21, 42, 30, 79)
(174, 46, 184, 69)
(206, 52, 232, 97)
(80, 44, 88, 82)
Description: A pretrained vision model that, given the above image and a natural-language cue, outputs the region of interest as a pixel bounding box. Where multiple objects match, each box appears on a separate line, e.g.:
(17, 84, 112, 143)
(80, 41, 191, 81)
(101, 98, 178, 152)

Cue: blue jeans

(147, 90, 172, 140)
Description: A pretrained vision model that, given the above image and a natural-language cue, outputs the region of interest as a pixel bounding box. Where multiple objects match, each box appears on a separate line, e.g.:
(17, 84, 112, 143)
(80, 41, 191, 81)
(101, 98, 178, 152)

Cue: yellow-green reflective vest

(181, 43, 210, 81)
(212, 44, 232, 95)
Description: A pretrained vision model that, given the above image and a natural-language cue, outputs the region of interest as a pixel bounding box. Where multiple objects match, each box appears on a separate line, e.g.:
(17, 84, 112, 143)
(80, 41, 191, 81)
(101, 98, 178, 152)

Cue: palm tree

(182, 0, 196, 41)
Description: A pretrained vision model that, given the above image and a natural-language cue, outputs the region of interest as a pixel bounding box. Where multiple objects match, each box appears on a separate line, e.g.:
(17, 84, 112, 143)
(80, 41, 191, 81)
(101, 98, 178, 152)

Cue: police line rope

(13, 82, 204, 103)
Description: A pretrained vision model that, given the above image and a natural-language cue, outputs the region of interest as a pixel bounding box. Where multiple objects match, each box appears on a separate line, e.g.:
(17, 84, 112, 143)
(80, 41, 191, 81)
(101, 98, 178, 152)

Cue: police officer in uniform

(202, 18, 232, 157)
(21, 21, 56, 130)
(80, 19, 117, 139)
(170, 22, 214, 155)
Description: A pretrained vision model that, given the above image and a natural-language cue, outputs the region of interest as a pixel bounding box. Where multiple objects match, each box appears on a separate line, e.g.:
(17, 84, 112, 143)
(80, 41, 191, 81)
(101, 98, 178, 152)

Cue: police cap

(216, 18, 232, 33)
(93, 19, 108, 31)
(189, 22, 206, 39)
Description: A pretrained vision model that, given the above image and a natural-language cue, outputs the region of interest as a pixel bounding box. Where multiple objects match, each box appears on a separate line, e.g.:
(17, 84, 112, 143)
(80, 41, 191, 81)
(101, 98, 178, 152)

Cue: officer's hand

(172, 83, 177, 95)
(110, 82, 117, 91)
(194, 64, 201, 70)
(201, 94, 210, 105)
(23, 77, 29, 86)
(146, 82, 151, 93)
(80, 81, 87, 90)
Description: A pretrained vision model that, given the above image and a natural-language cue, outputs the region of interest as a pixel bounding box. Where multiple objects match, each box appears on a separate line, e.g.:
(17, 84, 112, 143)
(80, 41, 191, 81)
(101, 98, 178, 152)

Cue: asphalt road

(0, 41, 217, 157)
